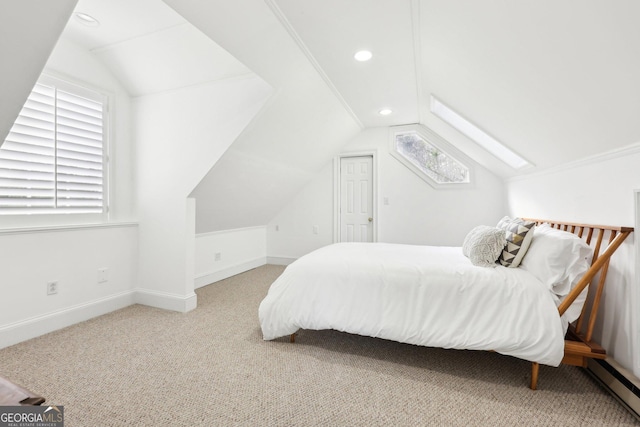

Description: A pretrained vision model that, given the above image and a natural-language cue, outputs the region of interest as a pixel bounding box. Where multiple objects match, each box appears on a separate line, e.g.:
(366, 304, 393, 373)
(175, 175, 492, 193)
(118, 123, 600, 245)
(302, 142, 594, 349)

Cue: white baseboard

(266, 256, 297, 266)
(0, 254, 282, 350)
(134, 288, 197, 312)
(194, 256, 267, 288)
(0, 290, 135, 350)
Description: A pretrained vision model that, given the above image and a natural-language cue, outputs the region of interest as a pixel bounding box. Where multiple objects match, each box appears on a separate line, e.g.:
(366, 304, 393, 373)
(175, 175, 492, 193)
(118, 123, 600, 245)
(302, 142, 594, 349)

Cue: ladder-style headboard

(522, 219, 633, 389)
(522, 218, 633, 340)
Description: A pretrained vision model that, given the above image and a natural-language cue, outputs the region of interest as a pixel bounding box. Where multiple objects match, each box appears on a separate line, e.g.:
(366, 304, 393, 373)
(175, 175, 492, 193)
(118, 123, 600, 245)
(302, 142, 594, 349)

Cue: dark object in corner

(0, 376, 45, 406)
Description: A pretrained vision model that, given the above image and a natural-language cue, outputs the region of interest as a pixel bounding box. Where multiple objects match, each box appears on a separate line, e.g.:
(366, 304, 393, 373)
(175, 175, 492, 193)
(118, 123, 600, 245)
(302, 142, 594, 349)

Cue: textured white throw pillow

(462, 225, 507, 268)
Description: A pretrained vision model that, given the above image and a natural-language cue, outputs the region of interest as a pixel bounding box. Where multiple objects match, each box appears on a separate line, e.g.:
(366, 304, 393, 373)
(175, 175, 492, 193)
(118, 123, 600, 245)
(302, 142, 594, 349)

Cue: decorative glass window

(0, 75, 107, 215)
(390, 126, 471, 187)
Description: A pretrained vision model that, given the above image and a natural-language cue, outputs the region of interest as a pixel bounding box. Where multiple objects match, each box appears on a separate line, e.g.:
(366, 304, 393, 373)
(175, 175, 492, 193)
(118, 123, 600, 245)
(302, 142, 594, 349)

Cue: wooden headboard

(522, 218, 634, 389)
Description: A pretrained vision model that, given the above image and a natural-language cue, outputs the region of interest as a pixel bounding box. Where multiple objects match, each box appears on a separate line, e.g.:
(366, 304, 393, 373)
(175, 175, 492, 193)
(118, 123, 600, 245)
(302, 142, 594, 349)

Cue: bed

(258, 218, 633, 389)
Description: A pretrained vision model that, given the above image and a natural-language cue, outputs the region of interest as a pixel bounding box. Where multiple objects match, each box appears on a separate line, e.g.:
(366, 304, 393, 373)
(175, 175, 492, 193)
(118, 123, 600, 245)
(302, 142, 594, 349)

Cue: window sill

(0, 221, 138, 236)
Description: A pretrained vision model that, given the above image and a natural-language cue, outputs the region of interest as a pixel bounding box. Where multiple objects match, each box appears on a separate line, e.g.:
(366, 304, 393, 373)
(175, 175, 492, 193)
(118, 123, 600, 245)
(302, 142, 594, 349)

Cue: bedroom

(1, 0, 639, 424)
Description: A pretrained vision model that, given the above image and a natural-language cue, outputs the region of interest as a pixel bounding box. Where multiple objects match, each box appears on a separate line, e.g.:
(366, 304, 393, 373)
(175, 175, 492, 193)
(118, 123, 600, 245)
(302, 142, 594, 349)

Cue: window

(0, 76, 107, 215)
(390, 125, 471, 187)
(430, 96, 531, 169)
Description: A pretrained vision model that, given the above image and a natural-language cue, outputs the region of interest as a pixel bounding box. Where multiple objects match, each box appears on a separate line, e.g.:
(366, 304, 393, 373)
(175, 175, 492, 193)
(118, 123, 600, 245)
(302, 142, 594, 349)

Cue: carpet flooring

(0, 265, 638, 426)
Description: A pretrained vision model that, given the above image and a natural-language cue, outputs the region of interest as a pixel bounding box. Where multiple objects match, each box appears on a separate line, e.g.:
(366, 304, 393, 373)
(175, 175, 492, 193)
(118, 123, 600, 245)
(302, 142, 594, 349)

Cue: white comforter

(259, 243, 567, 366)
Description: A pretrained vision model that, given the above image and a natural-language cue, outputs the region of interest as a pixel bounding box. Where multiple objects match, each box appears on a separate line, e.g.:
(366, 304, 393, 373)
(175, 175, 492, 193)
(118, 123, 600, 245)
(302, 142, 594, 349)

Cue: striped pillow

(496, 217, 536, 268)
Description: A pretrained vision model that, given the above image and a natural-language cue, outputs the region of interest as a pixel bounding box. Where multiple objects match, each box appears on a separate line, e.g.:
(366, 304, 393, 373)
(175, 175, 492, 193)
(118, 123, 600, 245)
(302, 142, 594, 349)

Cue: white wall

(195, 227, 267, 288)
(267, 162, 334, 260)
(0, 35, 139, 349)
(0, 224, 138, 348)
(134, 75, 273, 311)
(506, 144, 640, 376)
(268, 126, 507, 259)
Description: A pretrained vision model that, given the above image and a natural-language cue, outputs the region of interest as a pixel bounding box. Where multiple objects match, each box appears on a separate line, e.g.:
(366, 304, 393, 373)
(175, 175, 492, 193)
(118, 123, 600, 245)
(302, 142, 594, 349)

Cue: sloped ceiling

(271, 0, 419, 129)
(271, 0, 640, 177)
(168, 0, 640, 232)
(420, 0, 640, 175)
(165, 0, 362, 233)
(11, 1, 637, 232)
(60, 0, 252, 97)
(0, 0, 78, 144)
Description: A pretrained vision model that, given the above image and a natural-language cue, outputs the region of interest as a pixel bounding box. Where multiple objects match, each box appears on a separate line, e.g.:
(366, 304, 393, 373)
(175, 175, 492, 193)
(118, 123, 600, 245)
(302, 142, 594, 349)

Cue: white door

(340, 156, 373, 242)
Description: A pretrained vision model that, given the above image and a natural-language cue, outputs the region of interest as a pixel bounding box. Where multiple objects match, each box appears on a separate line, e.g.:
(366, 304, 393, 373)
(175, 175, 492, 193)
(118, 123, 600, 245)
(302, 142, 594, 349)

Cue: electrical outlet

(313, 225, 319, 235)
(47, 281, 58, 295)
(97, 267, 108, 284)
(215, 252, 221, 261)
(275, 225, 279, 231)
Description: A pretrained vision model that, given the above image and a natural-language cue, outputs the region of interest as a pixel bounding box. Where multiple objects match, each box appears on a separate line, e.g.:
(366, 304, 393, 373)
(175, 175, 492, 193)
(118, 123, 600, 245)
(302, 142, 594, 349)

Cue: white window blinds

(0, 78, 106, 215)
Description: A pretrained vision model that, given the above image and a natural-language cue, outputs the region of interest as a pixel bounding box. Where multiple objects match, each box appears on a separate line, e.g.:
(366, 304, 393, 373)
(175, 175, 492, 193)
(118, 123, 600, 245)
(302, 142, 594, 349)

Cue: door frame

(333, 150, 378, 243)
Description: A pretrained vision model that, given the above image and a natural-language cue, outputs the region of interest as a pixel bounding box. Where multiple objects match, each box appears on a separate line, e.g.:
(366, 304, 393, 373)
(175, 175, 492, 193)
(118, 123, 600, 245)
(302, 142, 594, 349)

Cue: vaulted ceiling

(60, 0, 640, 172)
(3, 0, 640, 231)
(6, 1, 640, 173)
(268, 0, 640, 176)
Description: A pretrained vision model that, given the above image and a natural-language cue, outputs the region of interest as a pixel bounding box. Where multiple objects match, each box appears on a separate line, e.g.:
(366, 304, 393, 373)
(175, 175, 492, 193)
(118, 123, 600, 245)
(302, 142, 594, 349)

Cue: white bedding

(259, 242, 567, 366)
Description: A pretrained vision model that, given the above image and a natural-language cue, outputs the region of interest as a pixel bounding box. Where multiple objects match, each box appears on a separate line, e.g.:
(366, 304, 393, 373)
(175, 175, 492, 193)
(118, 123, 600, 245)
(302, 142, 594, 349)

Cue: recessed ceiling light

(379, 109, 392, 116)
(74, 12, 100, 27)
(354, 50, 373, 62)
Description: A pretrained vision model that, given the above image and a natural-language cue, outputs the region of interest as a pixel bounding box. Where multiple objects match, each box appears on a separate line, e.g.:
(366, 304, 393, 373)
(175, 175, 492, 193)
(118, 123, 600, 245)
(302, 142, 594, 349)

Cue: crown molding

(263, 0, 364, 130)
(507, 142, 640, 183)
(410, 0, 427, 125)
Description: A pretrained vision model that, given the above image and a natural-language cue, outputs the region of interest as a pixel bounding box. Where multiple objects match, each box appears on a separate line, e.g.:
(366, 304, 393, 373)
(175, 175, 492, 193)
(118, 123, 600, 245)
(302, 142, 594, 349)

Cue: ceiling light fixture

(354, 50, 373, 62)
(74, 12, 100, 27)
(379, 109, 392, 116)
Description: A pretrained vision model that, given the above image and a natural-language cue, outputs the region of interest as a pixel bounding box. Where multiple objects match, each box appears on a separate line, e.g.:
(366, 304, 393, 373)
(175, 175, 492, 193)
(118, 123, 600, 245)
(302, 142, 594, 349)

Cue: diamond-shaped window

(390, 127, 470, 187)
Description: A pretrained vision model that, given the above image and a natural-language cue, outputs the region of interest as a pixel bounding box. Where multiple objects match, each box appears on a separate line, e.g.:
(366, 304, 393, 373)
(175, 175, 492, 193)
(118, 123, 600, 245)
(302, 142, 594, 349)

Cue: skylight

(430, 96, 530, 169)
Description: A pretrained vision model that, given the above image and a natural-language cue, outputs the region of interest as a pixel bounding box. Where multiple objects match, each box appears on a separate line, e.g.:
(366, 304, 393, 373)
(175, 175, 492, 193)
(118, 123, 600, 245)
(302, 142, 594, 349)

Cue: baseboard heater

(587, 357, 640, 420)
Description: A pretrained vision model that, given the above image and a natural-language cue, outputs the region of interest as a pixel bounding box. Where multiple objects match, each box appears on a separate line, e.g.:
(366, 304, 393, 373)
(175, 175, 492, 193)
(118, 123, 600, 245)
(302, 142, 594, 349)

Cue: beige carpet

(1, 265, 638, 426)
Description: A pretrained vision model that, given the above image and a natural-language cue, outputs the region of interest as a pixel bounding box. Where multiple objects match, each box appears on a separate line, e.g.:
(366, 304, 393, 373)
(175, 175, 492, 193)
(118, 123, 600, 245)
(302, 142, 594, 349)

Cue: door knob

(368, 217, 373, 222)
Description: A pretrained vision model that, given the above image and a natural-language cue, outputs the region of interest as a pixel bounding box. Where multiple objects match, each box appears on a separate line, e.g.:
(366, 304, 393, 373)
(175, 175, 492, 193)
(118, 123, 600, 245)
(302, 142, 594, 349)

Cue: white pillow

(462, 225, 507, 268)
(519, 224, 593, 322)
